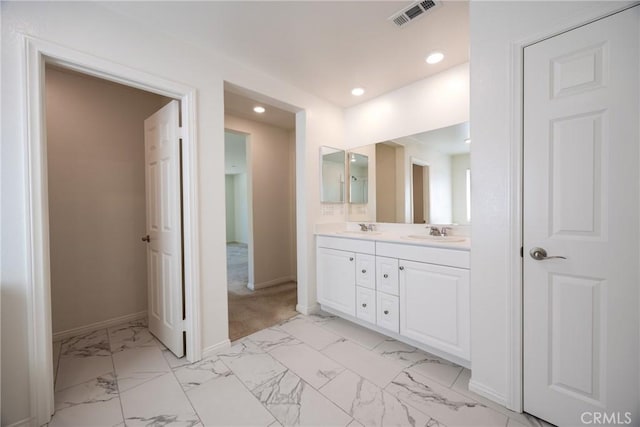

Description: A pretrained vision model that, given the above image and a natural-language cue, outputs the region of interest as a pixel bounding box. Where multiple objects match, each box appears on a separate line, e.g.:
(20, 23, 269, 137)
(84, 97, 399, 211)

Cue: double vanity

(316, 227, 471, 368)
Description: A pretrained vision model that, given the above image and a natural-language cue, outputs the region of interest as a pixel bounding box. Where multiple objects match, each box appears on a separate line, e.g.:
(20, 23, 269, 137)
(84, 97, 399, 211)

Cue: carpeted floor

(226, 242, 298, 341)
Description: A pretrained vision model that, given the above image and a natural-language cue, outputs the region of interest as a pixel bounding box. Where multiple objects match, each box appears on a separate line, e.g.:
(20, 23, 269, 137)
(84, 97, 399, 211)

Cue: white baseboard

(252, 276, 296, 290)
(296, 303, 319, 315)
(202, 339, 231, 358)
(468, 379, 508, 407)
(5, 416, 34, 427)
(52, 311, 147, 342)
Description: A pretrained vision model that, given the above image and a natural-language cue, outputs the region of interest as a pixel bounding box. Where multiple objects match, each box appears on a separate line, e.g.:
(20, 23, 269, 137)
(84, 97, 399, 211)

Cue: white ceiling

(101, 1, 469, 108)
(225, 90, 296, 130)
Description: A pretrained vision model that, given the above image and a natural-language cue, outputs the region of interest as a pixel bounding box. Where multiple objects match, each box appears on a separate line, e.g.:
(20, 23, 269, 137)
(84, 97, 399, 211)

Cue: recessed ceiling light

(464, 138, 471, 144)
(351, 87, 365, 96)
(426, 51, 444, 64)
(253, 106, 266, 114)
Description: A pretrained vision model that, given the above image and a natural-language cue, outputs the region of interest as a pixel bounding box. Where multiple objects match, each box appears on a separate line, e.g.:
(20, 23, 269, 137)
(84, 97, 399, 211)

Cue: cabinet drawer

(317, 235, 375, 254)
(376, 256, 399, 296)
(376, 292, 399, 333)
(356, 254, 375, 289)
(376, 242, 469, 269)
(356, 286, 376, 324)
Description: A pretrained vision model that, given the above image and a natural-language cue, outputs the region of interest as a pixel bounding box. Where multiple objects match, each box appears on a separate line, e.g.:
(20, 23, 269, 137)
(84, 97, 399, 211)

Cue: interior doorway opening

(411, 161, 430, 224)
(223, 86, 298, 341)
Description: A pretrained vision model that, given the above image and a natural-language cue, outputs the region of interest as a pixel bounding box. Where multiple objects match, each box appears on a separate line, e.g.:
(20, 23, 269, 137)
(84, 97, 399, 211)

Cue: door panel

(144, 100, 184, 357)
(317, 247, 356, 315)
(523, 7, 639, 425)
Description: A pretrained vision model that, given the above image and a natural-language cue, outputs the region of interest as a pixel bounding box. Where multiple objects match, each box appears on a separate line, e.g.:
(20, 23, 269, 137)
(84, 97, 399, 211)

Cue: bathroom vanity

(316, 230, 470, 367)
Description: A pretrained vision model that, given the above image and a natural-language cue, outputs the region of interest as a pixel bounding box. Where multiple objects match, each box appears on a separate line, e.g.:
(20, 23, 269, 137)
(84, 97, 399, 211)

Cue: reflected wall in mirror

(347, 121, 470, 225)
(348, 153, 368, 204)
(320, 146, 345, 203)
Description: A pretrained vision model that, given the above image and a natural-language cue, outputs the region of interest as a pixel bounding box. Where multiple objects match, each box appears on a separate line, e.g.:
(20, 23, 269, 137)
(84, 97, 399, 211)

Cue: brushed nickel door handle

(529, 247, 566, 261)
(141, 235, 150, 242)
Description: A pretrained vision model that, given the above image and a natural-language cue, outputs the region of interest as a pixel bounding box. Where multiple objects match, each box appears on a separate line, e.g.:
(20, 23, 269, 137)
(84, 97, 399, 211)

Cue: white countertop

(315, 230, 471, 251)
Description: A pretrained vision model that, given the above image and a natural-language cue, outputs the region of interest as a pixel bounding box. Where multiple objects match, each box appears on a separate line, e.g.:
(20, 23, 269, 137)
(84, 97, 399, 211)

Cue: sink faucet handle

(428, 226, 441, 236)
(440, 226, 452, 237)
(367, 223, 376, 232)
(358, 223, 368, 231)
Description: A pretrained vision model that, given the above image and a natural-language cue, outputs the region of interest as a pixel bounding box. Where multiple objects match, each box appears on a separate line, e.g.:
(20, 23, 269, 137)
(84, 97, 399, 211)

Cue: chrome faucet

(428, 226, 452, 237)
(358, 223, 376, 232)
(428, 226, 441, 236)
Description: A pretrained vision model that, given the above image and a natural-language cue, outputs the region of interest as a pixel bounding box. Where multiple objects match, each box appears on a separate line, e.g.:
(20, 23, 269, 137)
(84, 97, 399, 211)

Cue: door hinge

(520, 246, 524, 258)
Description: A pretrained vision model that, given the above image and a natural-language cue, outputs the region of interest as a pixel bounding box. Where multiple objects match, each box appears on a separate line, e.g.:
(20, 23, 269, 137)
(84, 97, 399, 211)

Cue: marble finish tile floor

(50, 314, 553, 427)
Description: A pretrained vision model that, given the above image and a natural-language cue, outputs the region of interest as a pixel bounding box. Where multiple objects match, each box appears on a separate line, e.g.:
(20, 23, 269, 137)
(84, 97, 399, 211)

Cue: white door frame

(22, 35, 202, 426)
(504, 3, 637, 412)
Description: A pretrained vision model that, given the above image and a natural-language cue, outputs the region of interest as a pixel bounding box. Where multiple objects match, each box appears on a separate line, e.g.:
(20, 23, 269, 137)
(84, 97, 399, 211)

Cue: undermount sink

(336, 230, 383, 236)
(405, 235, 466, 243)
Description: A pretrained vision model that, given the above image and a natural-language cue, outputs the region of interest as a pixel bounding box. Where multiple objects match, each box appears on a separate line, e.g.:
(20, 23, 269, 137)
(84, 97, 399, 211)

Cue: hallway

(227, 242, 297, 341)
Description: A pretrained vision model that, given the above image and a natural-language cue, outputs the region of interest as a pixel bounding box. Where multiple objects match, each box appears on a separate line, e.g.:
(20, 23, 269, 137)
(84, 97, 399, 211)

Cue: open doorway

(412, 161, 430, 224)
(223, 88, 298, 341)
(45, 65, 190, 401)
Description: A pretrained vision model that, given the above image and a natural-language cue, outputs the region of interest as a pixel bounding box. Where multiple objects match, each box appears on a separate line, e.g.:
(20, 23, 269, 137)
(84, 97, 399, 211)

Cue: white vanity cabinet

(317, 247, 356, 316)
(399, 260, 470, 360)
(316, 236, 376, 318)
(316, 234, 470, 364)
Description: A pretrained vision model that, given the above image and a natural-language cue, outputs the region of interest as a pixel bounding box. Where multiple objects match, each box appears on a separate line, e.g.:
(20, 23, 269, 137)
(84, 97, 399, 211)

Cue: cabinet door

(356, 254, 376, 289)
(317, 247, 356, 315)
(376, 292, 399, 333)
(399, 260, 470, 360)
(376, 256, 399, 295)
(356, 286, 376, 324)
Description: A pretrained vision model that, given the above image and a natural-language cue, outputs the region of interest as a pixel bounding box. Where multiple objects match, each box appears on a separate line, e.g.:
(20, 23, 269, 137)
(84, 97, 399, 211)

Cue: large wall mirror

(320, 146, 346, 203)
(347, 121, 470, 225)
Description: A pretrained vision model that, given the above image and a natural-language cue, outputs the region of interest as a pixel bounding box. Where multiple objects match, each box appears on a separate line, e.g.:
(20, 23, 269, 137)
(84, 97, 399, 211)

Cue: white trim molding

(468, 379, 508, 408)
(250, 276, 297, 290)
(52, 311, 148, 342)
(201, 339, 232, 359)
(21, 34, 202, 426)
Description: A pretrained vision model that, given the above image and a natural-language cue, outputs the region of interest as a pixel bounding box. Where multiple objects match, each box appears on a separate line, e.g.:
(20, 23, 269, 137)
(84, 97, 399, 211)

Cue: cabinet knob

(362, 269, 366, 274)
(383, 273, 388, 279)
(399, 266, 405, 271)
(362, 303, 367, 308)
(384, 310, 389, 315)
(349, 257, 354, 261)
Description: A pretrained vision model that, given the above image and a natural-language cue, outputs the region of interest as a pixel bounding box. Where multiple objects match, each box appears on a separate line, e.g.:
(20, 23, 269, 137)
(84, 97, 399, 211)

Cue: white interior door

(144, 100, 184, 357)
(523, 7, 639, 426)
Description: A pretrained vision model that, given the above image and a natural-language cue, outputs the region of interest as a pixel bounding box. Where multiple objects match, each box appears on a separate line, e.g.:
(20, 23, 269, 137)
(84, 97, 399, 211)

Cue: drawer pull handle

(362, 269, 367, 274)
(350, 257, 354, 261)
(384, 310, 389, 315)
(383, 273, 389, 279)
(362, 303, 367, 308)
(399, 266, 405, 271)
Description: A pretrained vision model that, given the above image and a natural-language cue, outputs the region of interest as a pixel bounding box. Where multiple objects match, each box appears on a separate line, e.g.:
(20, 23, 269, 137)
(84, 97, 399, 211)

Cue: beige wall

(46, 67, 171, 334)
(225, 114, 297, 288)
(376, 143, 398, 223)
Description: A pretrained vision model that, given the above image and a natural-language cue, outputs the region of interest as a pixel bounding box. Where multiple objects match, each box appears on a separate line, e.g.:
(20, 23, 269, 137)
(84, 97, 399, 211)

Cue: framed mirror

(346, 121, 471, 224)
(320, 146, 346, 203)
(348, 152, 368, 204)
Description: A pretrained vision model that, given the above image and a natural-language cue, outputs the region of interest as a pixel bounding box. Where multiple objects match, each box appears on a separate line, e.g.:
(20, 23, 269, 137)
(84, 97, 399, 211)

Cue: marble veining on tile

(252, 369, 352, 427)
(60, 329, 111, 358)
(386, 371, 508, 427)
(50, 314, 551, 427)
(321, 369, 445, 427)
(374, 339, 464, 387)
(108, 319, 158, 353)
(173, 356, 232, 391)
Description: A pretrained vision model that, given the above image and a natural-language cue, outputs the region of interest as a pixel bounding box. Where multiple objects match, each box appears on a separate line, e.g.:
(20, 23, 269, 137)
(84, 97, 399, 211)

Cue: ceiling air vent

(388, 0, 441, 28)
